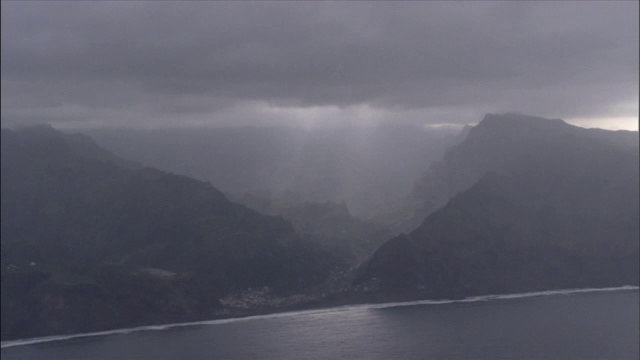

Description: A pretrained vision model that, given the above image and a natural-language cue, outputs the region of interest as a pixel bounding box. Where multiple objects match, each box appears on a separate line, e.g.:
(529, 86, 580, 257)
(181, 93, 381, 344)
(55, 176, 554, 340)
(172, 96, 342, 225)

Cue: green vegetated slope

(1, 126, 336, 340)
(357, 114, 639, 297)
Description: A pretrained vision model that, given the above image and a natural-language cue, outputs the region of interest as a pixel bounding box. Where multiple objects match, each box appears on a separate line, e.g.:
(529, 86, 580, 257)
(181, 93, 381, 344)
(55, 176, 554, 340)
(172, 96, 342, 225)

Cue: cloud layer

(2, 1, 638, 129)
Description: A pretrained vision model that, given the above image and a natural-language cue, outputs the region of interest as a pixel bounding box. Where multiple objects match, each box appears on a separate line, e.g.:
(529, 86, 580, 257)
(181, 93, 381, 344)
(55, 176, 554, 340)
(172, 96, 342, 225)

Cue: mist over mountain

(2, 114, 638, 341)
(1, 1, 638, 357)
(1, 126, 337, 340)
(86, 124, 460, 220)
(356, 114, 639, 297)
(235, 195, 393, 263)
(388, 113, 639, 232)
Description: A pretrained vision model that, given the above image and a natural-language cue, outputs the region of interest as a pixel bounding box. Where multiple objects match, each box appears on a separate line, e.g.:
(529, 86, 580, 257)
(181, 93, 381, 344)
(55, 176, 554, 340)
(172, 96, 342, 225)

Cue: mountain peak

(464, 113, 572, 143)
(2, 124, 140, 169)
(9, 123, 60, 137)
(479, 113, 569, 130)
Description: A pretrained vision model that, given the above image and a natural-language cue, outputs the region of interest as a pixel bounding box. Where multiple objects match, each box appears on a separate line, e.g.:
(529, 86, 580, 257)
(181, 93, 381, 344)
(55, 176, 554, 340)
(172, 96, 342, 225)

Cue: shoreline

(2, 284, 637, 349)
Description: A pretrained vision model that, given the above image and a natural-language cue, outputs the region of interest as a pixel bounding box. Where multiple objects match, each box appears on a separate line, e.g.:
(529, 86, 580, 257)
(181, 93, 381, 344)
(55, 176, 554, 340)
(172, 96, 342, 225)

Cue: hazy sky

(1, 1, 638, 130)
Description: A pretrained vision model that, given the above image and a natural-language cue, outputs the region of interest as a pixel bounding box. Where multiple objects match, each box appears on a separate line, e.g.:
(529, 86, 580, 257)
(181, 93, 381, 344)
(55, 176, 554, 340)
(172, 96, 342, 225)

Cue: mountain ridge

(1, 126, 338, 340)
(356, 114, 639, 298)
(392, 113, 638, 232)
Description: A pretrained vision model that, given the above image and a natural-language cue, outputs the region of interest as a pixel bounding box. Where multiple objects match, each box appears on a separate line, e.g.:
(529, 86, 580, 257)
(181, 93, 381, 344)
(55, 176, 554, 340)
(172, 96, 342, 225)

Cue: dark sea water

(2, 287, 638, 360)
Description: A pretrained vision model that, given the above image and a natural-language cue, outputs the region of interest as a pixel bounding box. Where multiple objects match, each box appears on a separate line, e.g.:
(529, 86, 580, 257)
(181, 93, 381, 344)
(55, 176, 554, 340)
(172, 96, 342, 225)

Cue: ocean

(2, 287, 638, 360)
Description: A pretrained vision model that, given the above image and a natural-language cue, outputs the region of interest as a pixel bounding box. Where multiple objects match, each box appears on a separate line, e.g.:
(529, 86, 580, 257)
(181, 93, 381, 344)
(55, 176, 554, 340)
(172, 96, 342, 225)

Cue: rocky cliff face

(357, 114, 639, 298)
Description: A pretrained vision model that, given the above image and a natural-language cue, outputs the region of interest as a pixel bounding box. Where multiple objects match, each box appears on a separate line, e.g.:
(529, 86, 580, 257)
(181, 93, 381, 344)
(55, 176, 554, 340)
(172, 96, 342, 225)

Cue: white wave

(2, 285, 637, 349)
(367, 285, 639, 309)
(0, 307, 359, 349)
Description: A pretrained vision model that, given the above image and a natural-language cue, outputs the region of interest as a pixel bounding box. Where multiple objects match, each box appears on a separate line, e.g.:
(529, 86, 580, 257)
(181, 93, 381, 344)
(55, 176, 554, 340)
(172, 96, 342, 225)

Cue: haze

(1, 1, 638, 130)
(1, 2, 639, 355)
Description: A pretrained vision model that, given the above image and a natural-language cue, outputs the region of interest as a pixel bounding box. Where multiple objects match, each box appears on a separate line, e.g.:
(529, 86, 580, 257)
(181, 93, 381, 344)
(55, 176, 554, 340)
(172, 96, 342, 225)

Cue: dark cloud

(1, 1, 638, 129)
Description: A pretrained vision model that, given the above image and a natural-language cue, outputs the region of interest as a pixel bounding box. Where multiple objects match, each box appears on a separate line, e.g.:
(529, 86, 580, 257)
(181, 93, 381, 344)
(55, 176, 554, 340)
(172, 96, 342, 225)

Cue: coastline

(3, 284, 638, 349)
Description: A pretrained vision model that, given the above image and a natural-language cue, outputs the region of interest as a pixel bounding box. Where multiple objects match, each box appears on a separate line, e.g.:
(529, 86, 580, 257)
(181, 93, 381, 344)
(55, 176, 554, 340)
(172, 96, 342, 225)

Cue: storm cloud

(1, 1, 638, 129)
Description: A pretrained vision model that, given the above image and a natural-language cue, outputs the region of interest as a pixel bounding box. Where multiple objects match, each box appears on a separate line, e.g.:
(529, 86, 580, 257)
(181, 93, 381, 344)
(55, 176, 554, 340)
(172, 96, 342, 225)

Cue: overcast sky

(1, 1, 638, 130)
